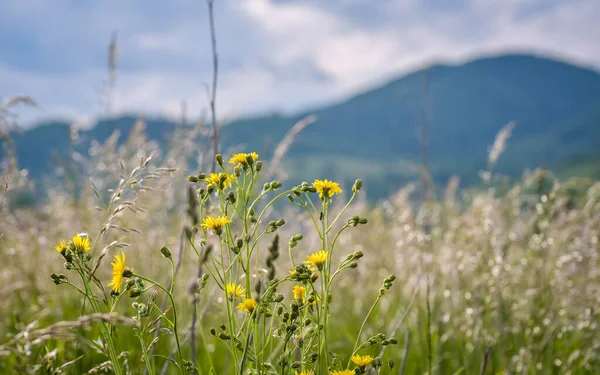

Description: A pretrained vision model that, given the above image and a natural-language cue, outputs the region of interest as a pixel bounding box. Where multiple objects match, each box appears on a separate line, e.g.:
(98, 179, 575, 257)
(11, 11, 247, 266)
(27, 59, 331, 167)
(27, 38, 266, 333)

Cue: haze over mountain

(4, 53, 600, 198)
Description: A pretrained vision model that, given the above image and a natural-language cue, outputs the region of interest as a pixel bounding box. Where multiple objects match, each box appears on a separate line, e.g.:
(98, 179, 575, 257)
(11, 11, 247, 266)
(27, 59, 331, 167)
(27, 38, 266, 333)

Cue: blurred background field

(1, 1, 600, 374)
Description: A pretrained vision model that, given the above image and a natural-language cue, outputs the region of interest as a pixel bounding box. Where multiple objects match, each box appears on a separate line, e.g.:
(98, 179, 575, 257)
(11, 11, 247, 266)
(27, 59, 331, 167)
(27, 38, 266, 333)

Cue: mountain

(3, 53, 600, 199)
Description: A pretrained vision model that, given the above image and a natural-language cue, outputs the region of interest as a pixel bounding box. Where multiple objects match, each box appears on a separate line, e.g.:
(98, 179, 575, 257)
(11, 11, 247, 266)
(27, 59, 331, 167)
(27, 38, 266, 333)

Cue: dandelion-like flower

(351, 354, 374, 368)
(313, 179, 342, 199)
(331, 371, 355, 375)
(226, 283, 245, 298)
(295, 371, 314, 375)
(206, 172, 233, 190)
(236, 298, 257, 313)
(71, 234, 91, 253)
(108, 252, 128, 292)
(201, 215, 232, 235)
(293, 285, 306, 300)
(305, 250, 328, 270)
(55, 240, 67, 254)
(229, 152, 259, 167)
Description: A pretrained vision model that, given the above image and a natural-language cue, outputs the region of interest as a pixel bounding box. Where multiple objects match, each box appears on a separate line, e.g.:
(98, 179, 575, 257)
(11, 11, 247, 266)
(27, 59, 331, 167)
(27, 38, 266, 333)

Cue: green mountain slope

(3, 53, 600, 198)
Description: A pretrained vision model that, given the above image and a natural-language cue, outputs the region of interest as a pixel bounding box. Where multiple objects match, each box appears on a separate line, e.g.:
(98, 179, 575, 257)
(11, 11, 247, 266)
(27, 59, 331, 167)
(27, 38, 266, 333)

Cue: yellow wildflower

(71, 234, 91, 253)
(108, 252, 127, 292)
(295, 371, 314, 375)
(351, 354, 374, 367)
(331, 371, 355, 375)
(206, 172, 233, 190)
(236, 298, 257, 313)
(201, 215, 232, 235)
(226, 283, 245, 298)
(54, 240, 67, 253)
(312, 179, 342, 199)
(293, 285, 306, 300)
(228, 152, 259, 166)
(305, 250, 328, 270)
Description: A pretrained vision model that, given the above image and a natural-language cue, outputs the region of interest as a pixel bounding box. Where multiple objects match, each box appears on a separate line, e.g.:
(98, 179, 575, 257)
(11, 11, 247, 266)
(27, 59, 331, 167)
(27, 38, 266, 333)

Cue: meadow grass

(0, 122, 599, 374)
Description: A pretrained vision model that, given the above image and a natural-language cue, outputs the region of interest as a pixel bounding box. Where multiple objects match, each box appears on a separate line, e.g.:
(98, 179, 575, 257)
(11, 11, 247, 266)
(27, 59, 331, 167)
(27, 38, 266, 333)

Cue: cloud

(0, 0, 599, 127)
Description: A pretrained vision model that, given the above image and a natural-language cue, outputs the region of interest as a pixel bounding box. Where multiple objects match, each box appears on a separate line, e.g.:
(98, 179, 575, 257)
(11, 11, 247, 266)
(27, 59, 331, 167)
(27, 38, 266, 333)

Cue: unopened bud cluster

(379, 275, 396, 296)
(50, 273, 68, 285)
(348, 215, 368, 227)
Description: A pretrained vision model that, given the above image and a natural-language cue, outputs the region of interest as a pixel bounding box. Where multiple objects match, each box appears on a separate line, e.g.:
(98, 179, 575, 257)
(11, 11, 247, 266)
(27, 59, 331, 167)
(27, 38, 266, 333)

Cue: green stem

(348, 294, 383, 368)
(138, 329, 155, 375)
(325, 191, 357, 234)
(134, 274, 185, 374)
(76, 264, 124, 375)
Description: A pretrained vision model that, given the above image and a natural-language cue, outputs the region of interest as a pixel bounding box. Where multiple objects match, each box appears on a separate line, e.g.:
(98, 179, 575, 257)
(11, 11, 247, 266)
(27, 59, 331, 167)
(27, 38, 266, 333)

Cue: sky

(1, 0, 599, 127)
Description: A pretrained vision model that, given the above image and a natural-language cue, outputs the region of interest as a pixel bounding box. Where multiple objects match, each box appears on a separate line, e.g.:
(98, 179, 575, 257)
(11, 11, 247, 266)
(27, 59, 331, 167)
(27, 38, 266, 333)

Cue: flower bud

(187, 175, 199, 183)
(263, 182, 271, 191)
(215, 154, 223, 166)
(276, 219, 285, 227)
(126, 278, 136, 289)
(129, 288, 141, 298)
(255, 161, 263, 171)
(352, 179, 363, 192)
(51, 273, 67, 285)
(218, 332, 230, 340)
(388, 359, 395, 369)
(227, 192, 236, 204)
(372, 357, 382, 368)
(123, 268, 133, 278)
(287, 194, 295, 202)
(160, 246, 172, 258)
(197, 173, 206, 180)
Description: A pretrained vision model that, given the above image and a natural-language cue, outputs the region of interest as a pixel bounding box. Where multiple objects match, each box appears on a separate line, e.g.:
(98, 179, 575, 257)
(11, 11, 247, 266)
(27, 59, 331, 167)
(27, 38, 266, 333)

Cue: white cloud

(1, 0, 599, 127)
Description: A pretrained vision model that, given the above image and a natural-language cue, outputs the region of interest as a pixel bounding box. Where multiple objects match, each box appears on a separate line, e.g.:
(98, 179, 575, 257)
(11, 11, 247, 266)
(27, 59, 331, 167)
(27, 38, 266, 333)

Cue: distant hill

(3, 53, 600, 199)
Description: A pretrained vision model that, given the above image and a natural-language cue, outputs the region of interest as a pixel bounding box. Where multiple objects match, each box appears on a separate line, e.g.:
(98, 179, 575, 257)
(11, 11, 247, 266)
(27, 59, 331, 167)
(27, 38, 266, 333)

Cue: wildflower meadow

(0, 120, 599, 374)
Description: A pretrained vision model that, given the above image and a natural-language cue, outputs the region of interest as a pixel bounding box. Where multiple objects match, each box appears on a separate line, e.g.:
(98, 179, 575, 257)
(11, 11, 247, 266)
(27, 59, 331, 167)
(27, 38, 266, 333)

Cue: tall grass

(0, 119, 598, 374)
